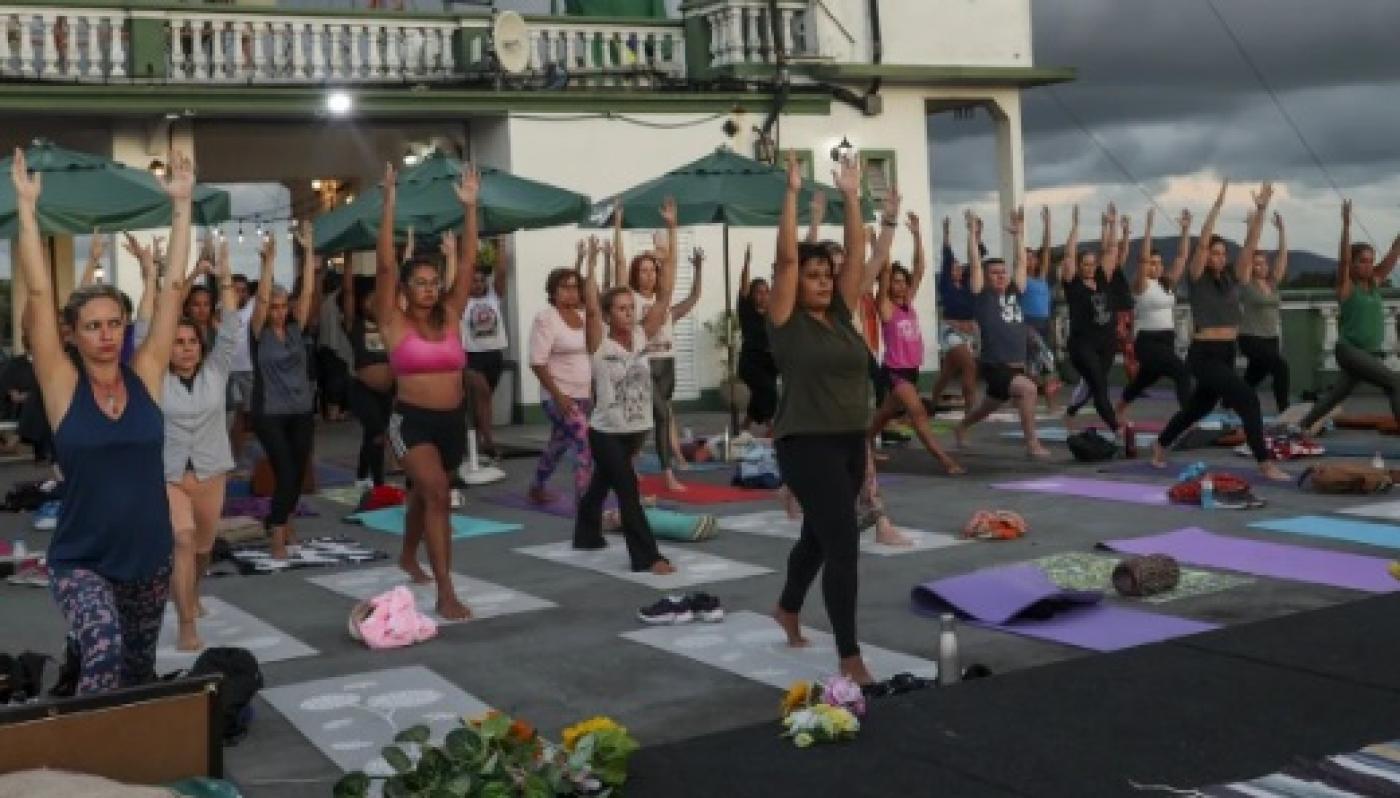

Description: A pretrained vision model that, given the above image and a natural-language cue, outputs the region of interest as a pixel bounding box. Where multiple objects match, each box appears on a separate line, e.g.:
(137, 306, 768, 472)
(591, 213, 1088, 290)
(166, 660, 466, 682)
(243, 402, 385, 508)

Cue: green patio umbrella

(589, 147, 876, 430)
(314, 152, 592, 253)
(0, 140, 230, 236)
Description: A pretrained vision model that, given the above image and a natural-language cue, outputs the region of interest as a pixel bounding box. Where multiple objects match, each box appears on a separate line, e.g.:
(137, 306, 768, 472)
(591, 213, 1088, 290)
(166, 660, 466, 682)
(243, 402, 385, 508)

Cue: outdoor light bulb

(326, 91, 353, 115)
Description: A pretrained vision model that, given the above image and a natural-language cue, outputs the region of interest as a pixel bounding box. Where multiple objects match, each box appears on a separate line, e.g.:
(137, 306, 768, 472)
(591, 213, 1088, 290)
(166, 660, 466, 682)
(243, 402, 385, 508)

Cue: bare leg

(400, 445, 470, 619)
(398, 492, 432, 585)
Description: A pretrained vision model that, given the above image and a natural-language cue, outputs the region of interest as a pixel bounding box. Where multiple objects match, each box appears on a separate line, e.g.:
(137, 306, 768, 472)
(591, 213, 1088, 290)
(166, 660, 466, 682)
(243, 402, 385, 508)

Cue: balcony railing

(0, 4, 690, 87)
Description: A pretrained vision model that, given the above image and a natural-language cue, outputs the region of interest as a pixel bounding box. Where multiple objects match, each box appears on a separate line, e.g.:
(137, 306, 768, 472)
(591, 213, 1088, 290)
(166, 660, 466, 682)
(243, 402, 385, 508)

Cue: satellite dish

(492, 11, 530, 76)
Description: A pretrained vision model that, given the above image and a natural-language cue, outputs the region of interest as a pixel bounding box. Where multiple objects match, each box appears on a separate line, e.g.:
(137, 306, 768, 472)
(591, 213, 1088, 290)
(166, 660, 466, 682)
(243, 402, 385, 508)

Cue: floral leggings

(49, 560, 171, 695)
(531, 396, 594, 500)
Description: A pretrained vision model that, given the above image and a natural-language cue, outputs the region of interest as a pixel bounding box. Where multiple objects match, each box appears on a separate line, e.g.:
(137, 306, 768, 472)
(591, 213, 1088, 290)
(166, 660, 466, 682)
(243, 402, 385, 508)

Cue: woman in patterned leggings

(15, 148, 195, 693)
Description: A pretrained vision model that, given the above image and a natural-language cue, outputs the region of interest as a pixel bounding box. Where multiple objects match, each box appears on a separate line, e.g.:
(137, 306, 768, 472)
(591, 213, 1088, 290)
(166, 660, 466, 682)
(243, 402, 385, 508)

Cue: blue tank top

(49, 365, 172, 581)
(1022, 276, 1051, 320)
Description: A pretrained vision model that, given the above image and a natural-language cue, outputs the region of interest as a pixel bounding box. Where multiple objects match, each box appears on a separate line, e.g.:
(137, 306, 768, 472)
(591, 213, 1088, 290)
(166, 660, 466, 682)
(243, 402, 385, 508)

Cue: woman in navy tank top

(12, 148, 195, 694)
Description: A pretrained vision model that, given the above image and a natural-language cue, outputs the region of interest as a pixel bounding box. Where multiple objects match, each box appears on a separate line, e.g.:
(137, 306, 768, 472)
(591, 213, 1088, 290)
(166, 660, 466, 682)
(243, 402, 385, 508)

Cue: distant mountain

(1048, 237, 1343, 289)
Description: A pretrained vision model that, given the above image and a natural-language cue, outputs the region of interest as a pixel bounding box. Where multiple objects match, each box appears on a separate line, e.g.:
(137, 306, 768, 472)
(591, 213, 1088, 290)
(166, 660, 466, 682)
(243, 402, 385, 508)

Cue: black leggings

(1239, 334, 1290, 413)
(1121, 330, 1191, 407)
(1301, 340, 1400, 429)
(1067, 335, 1119, 431)
(776, 432, 866, 658)
(348, 380, 392, 485)
(574, 428, 664, 572)
(252, 412, 315, 527)
(1158, 340, 1269, 462)
(738, 351, 778, 424)
(650, 358, 676, 469)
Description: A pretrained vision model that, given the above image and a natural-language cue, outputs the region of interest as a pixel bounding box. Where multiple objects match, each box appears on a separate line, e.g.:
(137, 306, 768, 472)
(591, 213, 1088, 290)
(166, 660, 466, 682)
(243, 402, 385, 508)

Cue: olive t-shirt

(768, 293, 872, 438)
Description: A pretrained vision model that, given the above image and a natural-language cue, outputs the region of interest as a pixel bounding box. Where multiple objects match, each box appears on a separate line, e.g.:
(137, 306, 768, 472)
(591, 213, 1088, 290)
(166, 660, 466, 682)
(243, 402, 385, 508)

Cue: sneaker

(32, 501, 59, 531)
(686, 592, 725, 622)
(637, 596, 693, 625)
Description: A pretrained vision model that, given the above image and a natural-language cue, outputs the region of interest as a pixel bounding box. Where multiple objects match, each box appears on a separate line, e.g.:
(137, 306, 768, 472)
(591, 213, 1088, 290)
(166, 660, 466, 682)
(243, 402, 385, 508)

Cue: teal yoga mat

(351, 507, 522, 539)
(1249, 515, 1400, 550)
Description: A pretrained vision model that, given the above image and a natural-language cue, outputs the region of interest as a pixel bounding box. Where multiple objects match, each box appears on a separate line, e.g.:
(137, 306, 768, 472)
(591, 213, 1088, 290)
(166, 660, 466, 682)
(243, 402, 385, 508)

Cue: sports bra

(389, 326, 466, 376)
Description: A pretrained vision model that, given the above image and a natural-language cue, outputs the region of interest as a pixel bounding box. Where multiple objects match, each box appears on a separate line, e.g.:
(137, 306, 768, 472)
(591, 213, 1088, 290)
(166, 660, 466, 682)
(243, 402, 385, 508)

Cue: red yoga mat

(637, 475, 772, 505)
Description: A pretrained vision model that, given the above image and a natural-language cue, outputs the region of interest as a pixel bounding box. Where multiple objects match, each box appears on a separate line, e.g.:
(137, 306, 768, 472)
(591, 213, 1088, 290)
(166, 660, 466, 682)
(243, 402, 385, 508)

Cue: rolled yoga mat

(1099, 526, 1399, 593)
(910, 562, 1217, 652)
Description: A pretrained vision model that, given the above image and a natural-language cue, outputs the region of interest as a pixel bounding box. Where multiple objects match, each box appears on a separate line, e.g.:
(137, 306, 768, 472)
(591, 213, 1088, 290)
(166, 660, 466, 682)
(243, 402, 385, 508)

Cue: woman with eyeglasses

(376, 164, 480, 620)
(15, 149, 193, 694)
(527, 243, 594, 506)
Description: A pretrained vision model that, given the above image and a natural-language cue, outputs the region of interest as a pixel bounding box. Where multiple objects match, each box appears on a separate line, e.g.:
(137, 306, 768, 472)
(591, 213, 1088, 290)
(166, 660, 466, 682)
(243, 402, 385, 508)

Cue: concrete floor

(0, 392, 1389, 796)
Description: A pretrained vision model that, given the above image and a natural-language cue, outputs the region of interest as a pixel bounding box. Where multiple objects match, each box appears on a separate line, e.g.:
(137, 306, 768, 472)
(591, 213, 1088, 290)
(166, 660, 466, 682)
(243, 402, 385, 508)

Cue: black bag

(1067, 430, 1117, 462)
(188, 646, 263, 745)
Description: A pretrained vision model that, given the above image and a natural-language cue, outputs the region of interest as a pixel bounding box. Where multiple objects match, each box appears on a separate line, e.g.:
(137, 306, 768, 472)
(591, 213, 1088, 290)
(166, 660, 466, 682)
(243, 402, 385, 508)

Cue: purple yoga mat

(1101, 527, 1399, 593)
(910, 563, 1217, 651)
(991, 476, 1173, 506)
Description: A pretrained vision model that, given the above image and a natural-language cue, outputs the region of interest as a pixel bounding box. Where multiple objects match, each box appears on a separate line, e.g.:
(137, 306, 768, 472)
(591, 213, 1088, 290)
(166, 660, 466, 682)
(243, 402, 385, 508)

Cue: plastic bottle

(1200, 475, 1216, 510)
(937, 614, 961, 686)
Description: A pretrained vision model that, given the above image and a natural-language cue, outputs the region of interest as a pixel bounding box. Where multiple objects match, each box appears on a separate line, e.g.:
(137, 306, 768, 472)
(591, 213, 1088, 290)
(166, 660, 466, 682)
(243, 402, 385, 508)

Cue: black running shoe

(685, 592, 725, 623)
(637, 596, 694, 625)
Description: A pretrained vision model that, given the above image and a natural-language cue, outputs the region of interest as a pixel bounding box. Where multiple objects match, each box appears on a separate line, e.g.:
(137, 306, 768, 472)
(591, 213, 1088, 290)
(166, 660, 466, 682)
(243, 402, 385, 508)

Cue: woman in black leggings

(1152, 181, 1287, 481)
(769, 152, 879, 687)
(341, 272, 393, 487)
(736, 244, 777, 435)
(1239, 212, 1291, 413)
(1116, 208, 1192, 422)
(1060, 204, 1123, 440)
(1298, 202, 1400, 435)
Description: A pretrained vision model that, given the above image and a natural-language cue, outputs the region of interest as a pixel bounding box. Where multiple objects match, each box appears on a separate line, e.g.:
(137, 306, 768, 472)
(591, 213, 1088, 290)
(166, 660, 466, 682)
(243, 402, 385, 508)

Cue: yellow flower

(562, 716, 625, 752)
(779, 681, 812, 716)
(793, 732, 814, 748)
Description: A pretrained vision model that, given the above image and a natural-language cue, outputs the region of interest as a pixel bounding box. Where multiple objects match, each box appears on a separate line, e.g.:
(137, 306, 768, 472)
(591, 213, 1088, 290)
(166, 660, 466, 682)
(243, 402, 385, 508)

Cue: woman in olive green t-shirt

(767, 151, 880, 690)
(1300, 201, 1400, 435)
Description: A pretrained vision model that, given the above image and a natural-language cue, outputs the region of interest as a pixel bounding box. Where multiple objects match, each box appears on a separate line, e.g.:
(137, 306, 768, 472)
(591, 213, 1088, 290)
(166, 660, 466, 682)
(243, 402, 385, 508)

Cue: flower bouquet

(332, 711, 638, 797)
(778, 676, 863, 748)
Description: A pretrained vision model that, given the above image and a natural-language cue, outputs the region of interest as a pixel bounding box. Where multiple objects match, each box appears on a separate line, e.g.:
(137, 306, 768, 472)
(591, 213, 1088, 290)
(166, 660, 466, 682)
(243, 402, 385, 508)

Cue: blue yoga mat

(1249, 515, 1400, 551)
(351, 506, 522, 539)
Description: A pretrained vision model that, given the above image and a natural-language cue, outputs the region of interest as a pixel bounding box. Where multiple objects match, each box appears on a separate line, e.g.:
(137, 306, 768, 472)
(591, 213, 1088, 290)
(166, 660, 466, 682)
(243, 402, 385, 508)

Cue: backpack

(188, 647, 264, 745)
(1067, 430, 1117, 463)
(1298, 464, 1395, 494)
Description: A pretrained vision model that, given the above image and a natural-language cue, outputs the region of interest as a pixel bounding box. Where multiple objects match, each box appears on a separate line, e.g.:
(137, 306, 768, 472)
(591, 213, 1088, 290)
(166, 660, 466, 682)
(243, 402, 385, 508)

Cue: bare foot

(772, 607, 809, 647)
(1259, 461, 1290, 482)
(649, 559, 676, 575)
(437, 595, 473, 621)
(874, 521, 914, 547)
(527, 485, 554, 505)
(176, 624, 203, 653)
(399, 554, 433, 584)
(1026, 444, 1052, 459)
(664, 472, 687, 493)
(1150, 441, 1168, 469)
(839, 654, 875, 687)
(953, 424, 969, 450)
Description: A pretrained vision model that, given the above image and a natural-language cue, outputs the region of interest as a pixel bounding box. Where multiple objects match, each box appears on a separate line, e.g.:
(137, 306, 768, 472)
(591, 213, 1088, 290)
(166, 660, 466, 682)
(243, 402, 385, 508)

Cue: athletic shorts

(388, 401, 467, 473)
(882, 365, 920, 389)
(466, 349, 505, 391)
(979, 361, 1025, 402)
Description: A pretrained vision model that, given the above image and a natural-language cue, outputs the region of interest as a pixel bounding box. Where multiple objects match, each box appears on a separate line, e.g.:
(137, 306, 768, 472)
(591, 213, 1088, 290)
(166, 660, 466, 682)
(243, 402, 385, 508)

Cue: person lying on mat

(573, 204, 679, 575)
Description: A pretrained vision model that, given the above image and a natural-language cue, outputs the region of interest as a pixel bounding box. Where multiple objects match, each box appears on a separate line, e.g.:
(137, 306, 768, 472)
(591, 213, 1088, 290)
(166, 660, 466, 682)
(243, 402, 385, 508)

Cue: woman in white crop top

(1115, 208, 1193, 422)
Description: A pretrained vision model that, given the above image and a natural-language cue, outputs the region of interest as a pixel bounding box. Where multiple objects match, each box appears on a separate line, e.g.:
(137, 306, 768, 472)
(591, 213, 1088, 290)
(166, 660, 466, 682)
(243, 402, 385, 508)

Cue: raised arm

(583, 237, 603, 354)
(833, 156, 866, 311)
(643, 202, 679, 340)
(133, 150, 196, 397)
(249, 234, 276, 337)
(1059, 205, 1080, 284)
(80, 229, 105, 287)
(1235, 182, 1273, 284)
(805, 189, 826, 244)
(1009, 206, 1028, 292)
(862, 187, 900, 297)
(1167, 209, 1192, 287)
(374, 163, 401, 330)
(10, 149, 76, 425)
(769, 152, 802, 326)
(906, 211, 926, 297)
(1270, 212, 1288, 286)
(1190, 180, 1230, 281)
(1337, 200, 1354, 301)
(966, 210, 985, 295)
(610, 204, 626, 290)
(446, 165, 479, 317)
(292, 221, 318, 328)
(1135, 208, 1155, 296)
(671, 245, 703, 320)
(738, 243, 753, 300)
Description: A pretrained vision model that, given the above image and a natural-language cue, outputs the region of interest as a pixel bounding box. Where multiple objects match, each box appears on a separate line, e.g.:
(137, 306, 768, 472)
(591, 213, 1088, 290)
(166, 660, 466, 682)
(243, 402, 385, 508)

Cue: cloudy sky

(928, 0, 1400, 259)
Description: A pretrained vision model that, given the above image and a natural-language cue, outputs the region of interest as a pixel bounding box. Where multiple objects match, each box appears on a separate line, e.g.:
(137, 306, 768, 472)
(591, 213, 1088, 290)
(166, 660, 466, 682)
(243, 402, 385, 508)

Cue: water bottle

(1200, 475, 1216, 510)
(937, 614, 961, 686)
(1373, 451, 1386, 471)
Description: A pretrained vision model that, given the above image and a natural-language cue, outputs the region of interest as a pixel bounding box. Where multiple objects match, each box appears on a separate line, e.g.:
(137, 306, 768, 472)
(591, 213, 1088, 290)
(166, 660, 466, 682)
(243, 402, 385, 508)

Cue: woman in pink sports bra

(867, 211, 964, 477)
(375, 162, 479, 621)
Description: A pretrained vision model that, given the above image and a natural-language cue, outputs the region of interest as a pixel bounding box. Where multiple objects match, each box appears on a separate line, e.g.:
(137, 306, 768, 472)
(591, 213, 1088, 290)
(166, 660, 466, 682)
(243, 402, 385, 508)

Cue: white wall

(816, 0, 1033, 68)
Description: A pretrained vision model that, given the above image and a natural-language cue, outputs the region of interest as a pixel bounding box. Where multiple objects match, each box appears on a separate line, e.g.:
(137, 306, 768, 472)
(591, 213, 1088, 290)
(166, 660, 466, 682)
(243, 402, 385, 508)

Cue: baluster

(108, 14, 124, 78)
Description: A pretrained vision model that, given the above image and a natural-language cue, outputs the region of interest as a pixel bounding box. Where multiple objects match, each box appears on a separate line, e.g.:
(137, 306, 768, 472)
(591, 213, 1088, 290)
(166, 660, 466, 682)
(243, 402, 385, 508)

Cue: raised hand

(905, 211, 921, 237)
(455, 163, 480, 206)
(659, 196, 679, 228)
(10, 148, 40, 207)
(832, 154, 861, 195)
(162, 150, 195, 201)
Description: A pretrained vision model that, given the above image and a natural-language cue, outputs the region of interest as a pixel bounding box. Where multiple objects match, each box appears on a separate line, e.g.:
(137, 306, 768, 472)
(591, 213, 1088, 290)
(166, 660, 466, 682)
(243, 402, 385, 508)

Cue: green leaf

(394, 724, 432, 745)
(383, 745, 414, 774)
(332, 772, 371, 798)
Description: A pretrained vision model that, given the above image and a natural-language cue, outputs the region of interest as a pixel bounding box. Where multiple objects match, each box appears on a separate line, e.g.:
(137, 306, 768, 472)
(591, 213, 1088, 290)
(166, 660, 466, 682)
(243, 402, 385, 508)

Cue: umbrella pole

(724, 224, 738, 435)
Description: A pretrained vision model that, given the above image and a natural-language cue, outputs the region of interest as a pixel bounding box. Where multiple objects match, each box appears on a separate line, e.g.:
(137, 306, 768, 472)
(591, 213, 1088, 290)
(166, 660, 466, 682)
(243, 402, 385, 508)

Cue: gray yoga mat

(305, 566, 556, 625)
(514, 541, 771, 589)
(156, 596, 317, 672)
(622, 610, 937, 690)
